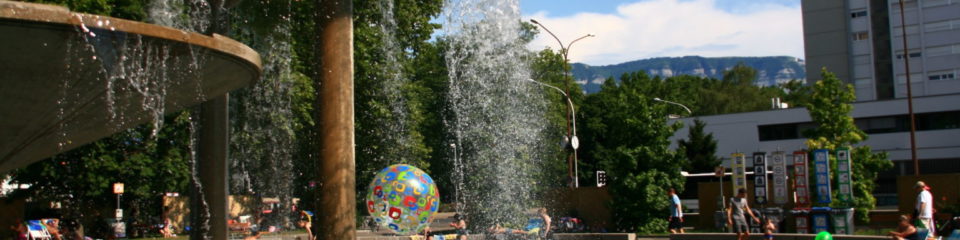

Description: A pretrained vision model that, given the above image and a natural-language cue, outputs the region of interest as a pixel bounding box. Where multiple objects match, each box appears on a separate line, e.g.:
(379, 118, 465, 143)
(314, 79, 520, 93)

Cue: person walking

(915, 181, 935, 235)
(668, 188, 684, 234)
(727, 188, 760, 240)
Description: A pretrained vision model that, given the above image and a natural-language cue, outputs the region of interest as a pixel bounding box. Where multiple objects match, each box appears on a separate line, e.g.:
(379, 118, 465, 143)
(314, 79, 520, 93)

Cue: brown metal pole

(316, 0, 355, 238)
(897, 0, 919, 176)
(198, 95, 230, 240)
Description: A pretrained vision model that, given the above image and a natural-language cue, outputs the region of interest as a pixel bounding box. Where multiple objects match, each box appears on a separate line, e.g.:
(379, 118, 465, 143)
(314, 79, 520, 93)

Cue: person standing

(668, 188, 684, 234)
(538, 208, 552, 239)
(915, 181, 935, 234)
(727, 188, 760, 240)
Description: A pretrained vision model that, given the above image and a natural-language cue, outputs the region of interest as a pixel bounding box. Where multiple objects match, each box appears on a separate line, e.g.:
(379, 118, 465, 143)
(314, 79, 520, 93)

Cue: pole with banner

(836, 147, 854, 205)
(772, 151, 788, 205)
(813, 149, 832, 204)
(753, 152, 768, 205)
(731, 153, 747, 199)
(716, 166, 726, 208)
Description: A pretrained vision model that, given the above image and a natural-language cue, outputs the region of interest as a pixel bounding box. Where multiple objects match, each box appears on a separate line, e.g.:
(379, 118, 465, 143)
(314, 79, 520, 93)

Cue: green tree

(697, 63, 784, 115)
(580, 71, 685, 233)
(779, 79, 812, 108)
(10, 111, 192, 228)
(803, 68, 893, 222)
(677, 119, 721, 173)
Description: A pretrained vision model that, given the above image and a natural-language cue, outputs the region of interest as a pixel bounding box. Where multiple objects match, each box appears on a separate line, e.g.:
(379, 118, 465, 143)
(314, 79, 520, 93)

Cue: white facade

(668, 94, 960, 166)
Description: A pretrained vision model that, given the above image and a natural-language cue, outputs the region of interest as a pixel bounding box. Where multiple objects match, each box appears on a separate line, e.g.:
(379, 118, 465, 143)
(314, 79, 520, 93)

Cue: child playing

(449, 213, 467, 240)
(763, 218, 776, 240)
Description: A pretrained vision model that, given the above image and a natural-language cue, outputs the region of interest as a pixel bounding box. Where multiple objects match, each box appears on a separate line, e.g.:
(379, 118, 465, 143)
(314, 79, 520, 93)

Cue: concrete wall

(163, 195, 261, 234)
(358, 233, 641, 240)
(548, 187, 614, 231)
(672, 233, 886, 240)
(802, 0, 851, 85)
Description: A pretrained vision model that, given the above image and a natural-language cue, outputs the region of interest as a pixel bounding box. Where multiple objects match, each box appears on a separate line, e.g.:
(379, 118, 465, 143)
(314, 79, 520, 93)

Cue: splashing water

(227, 1, 299, 228)
(442, 0, 551, 228)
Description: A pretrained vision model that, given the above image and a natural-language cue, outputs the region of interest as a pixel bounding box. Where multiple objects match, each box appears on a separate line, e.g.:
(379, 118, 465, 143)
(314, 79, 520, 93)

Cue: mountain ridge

(570, 56, 805, 93)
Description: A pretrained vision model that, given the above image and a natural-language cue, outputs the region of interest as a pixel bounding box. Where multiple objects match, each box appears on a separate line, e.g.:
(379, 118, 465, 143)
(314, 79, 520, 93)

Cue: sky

(520, 0, 804, 66)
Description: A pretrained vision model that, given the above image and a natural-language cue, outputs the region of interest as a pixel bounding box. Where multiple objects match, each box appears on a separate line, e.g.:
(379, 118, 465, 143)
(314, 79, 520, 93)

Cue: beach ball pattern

(366, 164, 440, 235)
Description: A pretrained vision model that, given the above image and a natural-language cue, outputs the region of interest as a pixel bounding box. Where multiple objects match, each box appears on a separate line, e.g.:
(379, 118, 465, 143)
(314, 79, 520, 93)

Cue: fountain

(1, 0, 633, 239)
(442, 0, 552, 227)
(0, 0, 262, 173)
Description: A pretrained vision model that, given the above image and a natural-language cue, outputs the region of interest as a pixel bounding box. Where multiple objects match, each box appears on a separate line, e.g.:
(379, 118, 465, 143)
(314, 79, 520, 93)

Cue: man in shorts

(668, 188, 684, 233)
(727, 188, 760, 240)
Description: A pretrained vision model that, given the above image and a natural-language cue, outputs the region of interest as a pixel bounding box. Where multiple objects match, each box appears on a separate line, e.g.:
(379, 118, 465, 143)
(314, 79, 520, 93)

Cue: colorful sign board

(771, 151, 788, 205)
(813, 149, 832, 204)
(836, 147, 854, 205)
(793, 151, 811, 207)
(753, 152, 768, 205)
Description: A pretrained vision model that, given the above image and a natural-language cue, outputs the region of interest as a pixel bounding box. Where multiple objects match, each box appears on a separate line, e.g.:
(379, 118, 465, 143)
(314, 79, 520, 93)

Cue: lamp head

(530, 19, 540, 24)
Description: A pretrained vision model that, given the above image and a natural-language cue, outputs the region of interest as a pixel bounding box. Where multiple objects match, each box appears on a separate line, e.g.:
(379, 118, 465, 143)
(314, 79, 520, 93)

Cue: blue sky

(520, 0, 804, 65)
(520, 0, 800, 17)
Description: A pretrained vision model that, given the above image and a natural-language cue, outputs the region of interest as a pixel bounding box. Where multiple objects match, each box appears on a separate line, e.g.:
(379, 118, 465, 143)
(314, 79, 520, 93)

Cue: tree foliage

(803, 68, 892, 222)
(678, 119, 721, 173)
(580, 72, 685, 233)
(10, 111, 192, 226)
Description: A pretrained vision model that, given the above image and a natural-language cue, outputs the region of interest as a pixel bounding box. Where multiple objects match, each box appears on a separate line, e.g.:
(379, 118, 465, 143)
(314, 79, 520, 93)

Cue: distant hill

(571, 56, 805, 93)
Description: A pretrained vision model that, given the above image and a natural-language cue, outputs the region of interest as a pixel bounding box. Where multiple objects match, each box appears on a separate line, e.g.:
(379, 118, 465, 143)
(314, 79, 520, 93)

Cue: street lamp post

(530, 19, 593, 188)
(527, 79, 580, 186)
(653, 97, 692, 116)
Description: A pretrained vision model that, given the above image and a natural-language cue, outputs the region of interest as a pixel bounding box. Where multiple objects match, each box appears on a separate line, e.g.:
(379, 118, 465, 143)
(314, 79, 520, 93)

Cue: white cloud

(524, 0, 803, 65)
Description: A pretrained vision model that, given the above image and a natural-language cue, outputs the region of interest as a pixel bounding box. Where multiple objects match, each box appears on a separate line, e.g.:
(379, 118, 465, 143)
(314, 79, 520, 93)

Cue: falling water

(223, 0, 308, 231)
(356, 0, 418, 171)
(442, 0, 551, 227)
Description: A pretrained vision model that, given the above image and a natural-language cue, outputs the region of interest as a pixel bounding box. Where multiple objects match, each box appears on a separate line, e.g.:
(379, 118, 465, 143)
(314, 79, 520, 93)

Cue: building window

(757, 111, 960, 141)
(896, 51, 922, 59)
(928, 70, 957, 80)
(917, 111, 960, 130)
(851, 10, 868, 18)
(758, 124, 799, 141)
(852, 32, 870, 41)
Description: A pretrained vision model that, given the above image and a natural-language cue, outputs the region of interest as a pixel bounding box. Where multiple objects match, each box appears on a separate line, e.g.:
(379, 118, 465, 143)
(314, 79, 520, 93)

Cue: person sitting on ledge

(889, 215, 919, 240)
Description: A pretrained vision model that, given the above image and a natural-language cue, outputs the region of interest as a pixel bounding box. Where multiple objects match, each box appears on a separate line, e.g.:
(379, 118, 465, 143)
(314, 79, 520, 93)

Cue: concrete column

(198, 94, 230, 240)
(315, 0, 355, 238)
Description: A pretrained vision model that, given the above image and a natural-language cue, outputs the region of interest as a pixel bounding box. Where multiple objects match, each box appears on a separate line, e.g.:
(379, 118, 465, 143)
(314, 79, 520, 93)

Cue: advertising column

(836, 147, 853, 204)
(834, 147, 855, 234)
(811, 149, 832, 233)
(753, 152, 768, 205)
(771, 151, 788, 205)
(792, 151, 811, 233)
(812, 149, 832, 204)
(731, 153, 747, 197)
(793, 151, 811, 207)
